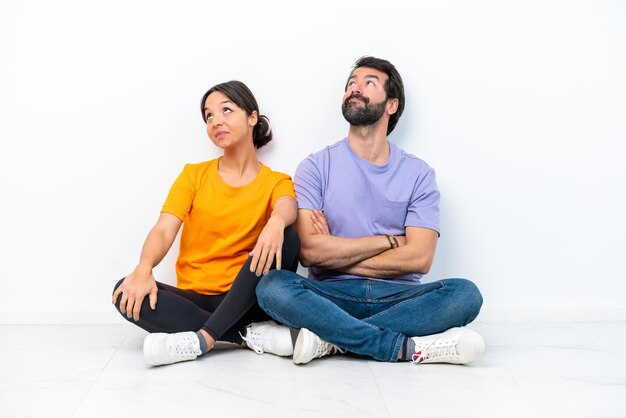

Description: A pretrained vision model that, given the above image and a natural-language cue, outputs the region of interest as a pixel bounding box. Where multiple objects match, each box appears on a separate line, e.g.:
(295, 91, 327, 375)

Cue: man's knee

(454, 278, 483, 322)
(256, 270, 297, 310)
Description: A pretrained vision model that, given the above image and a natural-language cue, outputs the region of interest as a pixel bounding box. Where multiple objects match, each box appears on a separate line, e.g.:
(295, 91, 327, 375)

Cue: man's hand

(311, 210, 331, 235)
(311, 209, 407, 247)
(112, 265, 158, 321)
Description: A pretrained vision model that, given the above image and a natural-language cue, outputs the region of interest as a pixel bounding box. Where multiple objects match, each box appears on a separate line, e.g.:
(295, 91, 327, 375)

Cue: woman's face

(203, 91, 257, 150)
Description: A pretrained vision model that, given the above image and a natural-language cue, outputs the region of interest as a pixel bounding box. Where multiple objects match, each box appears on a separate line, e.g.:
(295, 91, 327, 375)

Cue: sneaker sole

(293, 328, 314, 365)
(143, 333, 165, 366)
(456, 328, 486, 364)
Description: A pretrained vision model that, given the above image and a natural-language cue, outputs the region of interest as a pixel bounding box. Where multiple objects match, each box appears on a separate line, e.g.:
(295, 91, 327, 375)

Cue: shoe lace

(169, 334, 199, 357)
(411, 338, 458, 364)
(315, 340, 346, 359)
(240, 329, 269, 354)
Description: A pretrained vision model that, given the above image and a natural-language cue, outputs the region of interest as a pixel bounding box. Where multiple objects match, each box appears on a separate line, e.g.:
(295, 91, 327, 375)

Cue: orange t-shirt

(161, 159, 296, 295)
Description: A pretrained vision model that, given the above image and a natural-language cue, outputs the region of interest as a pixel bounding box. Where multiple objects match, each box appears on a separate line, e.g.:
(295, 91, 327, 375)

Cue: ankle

(197, 329, 215, 354)
(398, 336, 416, 361)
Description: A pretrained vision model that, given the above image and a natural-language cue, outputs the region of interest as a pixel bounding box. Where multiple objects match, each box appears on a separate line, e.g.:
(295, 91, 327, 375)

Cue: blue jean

(256, 272, 483, 362)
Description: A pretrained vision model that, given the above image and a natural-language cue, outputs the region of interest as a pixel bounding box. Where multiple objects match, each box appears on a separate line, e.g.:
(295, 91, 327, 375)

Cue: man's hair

(346, 56, 405, 135)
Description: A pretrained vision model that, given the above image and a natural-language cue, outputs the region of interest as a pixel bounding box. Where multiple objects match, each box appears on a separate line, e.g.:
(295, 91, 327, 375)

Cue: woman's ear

(249, 111, 258, 127)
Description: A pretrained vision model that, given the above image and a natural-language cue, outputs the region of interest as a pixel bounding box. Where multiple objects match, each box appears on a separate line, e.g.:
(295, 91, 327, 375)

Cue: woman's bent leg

(112, 278, 219, 334)
(202, 226, 300, 343)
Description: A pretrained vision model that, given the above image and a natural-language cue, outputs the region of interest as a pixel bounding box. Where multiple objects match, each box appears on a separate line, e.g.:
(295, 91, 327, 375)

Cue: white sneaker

(241, 321, 294, 356)
(410, 327, 485, 365)
(143, 331, 202, 366)
(293, 328, 346, 365)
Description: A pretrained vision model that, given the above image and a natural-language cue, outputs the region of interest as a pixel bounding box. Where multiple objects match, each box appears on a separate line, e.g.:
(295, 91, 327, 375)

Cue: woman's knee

(281, 226, 301, 271)
(113, 277, 124, 294)
(283, 225, 300, 248)
(112, 277, 126, 309)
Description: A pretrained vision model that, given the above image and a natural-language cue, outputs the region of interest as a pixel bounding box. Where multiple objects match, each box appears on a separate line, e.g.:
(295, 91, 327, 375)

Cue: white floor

(1, 321, 625, 418)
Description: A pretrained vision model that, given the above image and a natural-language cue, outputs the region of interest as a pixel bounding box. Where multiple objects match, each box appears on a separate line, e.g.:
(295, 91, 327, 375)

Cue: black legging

(113, 226, 300, 344)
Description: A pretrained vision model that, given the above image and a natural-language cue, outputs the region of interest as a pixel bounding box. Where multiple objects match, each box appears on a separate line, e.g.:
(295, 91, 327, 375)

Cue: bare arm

(250, 195, 298, 276)
(112, 212, 182, 320)
(296, 209, 391, 269)
(342, 226, 438, 277)
(309, 210, 437, 278)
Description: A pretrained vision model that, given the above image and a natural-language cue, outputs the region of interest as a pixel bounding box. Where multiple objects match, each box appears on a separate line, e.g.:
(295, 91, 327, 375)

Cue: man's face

(342, 67, 389, 127)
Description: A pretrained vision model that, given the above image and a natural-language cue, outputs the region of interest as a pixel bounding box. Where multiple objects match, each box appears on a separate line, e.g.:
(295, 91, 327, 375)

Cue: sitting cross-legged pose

(112, 80, 299, 366)
(254, 56, 486, 366)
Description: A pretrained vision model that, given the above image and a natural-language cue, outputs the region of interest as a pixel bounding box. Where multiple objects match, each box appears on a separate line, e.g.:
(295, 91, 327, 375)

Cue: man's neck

(347, 125, 390, 166)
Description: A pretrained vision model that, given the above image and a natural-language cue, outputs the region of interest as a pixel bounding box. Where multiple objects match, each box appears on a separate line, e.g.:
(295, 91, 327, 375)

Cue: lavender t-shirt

(294, 138, 440, 284)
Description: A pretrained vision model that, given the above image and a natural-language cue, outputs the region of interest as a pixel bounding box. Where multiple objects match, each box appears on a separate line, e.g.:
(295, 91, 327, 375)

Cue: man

(252, 56, 485, 365)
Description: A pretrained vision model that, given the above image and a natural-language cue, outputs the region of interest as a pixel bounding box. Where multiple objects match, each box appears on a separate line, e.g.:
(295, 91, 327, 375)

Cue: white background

(1, 0, 625, 323)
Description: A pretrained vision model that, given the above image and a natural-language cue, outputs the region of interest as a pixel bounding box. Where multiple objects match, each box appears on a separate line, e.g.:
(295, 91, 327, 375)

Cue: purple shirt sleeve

(405, 167, 441, 235)
(294, 155, 323, 211)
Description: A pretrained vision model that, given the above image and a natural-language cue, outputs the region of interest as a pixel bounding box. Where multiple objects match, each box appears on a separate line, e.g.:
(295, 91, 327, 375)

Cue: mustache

(344, 93, 370, 106)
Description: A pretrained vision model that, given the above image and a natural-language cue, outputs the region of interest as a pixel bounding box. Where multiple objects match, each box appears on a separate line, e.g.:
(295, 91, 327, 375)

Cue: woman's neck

(218, 145, 261, 187)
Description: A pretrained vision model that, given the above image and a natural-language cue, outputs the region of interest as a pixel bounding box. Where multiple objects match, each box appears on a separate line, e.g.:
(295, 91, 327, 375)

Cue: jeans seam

(391, 333, 404, 362)
(302, 279, 366, 303)
(364, 282, 445, 323)
(368, 281, 444, 304)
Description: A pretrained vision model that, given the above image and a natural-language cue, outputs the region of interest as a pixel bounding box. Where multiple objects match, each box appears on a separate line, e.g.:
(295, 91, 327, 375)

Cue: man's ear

(386, 98, 399, 115)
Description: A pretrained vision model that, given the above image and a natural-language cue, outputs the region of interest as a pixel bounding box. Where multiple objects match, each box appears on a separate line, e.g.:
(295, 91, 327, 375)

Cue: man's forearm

(299, 234, 391, 270)
(341, 244, 433, 278)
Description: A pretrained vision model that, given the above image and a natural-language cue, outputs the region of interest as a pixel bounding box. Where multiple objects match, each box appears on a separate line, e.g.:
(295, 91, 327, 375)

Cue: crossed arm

(297, 209, 438, 278)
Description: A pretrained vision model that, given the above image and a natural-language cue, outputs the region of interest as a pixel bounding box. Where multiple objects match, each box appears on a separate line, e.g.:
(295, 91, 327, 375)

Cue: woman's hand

(250, 195, 297, 276)
(249, 217, 285, 276)
(112, 265, 158, 321)
(112, 213, 181, 321)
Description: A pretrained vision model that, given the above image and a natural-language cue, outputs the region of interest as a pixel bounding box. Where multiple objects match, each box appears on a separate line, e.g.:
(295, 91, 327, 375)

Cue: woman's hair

(347, 56, 405, 135)
(200, 80, 272, 148)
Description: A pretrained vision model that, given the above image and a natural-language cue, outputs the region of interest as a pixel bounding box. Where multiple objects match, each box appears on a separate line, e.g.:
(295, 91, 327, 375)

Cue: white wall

(1, 0, 625, 323)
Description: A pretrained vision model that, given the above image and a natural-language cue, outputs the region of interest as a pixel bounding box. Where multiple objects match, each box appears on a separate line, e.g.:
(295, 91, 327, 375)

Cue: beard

(342, 93, 387, 127)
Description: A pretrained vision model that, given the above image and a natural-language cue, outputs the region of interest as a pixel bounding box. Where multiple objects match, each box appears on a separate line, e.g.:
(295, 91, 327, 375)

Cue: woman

(112, 81, 298, 366)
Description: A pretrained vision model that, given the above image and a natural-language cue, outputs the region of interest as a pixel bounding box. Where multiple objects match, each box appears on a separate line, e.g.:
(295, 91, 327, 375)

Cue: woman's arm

(249, 195, 297, 276)
(112, 212, 183, 321)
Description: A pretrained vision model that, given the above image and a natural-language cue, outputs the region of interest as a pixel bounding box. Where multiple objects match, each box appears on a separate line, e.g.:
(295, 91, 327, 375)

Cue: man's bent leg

(362, 278, 483, 337)
(256, 271, 405, 362)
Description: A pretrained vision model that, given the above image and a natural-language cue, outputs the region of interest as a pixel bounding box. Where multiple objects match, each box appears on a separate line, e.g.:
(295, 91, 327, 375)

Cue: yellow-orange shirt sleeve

(270, 176, 296, 209)
(161, 164, 195, 222)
